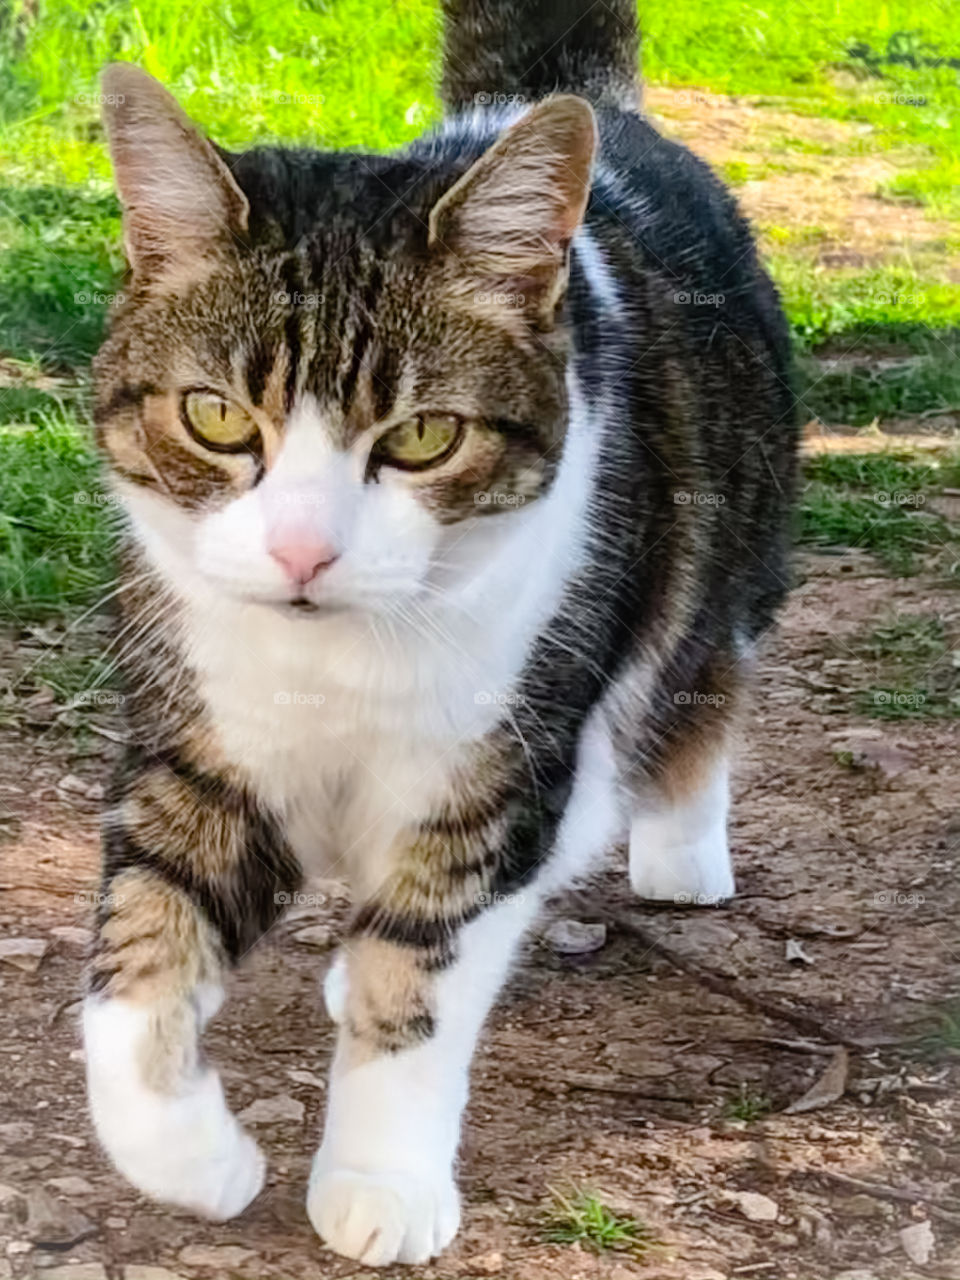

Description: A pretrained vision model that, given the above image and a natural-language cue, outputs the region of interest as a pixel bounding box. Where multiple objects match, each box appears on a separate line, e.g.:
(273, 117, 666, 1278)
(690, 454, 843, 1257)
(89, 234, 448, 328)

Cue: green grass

(0, 0, 959, 622)
(840, 610, 960, 719)
(860, 613, 947, 659)
(799, 448, 960, 574)
(723, 1083, 773, 1122)
(0, 413, 114, 620)
(914, 1006, 960, 1057)
(797, 334, 960, 428)
(541, 1187, 653, 1256)
(34, 650, 115, 702)
(772, 261, 960, 349)
(642, 8, 960, 218)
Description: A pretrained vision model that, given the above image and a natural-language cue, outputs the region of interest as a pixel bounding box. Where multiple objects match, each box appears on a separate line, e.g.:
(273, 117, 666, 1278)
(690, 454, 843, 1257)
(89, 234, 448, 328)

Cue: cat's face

(94, 66, 596, 617)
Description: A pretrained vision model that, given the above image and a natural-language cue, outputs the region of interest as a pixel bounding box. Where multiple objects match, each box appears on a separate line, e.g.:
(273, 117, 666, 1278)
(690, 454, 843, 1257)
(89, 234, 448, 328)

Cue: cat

(84, 0, 796, 1265)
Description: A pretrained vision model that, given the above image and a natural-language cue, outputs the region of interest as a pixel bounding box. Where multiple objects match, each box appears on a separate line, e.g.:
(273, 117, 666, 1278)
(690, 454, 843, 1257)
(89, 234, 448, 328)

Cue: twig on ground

(798, 1168, 960, 1225)
(609, 910, 868, 1049)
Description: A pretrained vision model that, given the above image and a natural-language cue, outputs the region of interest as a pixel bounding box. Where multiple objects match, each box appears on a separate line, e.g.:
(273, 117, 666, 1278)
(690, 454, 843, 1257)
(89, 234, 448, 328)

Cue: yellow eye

(377, 415, 462, 470)
(182, 391, 258, 451)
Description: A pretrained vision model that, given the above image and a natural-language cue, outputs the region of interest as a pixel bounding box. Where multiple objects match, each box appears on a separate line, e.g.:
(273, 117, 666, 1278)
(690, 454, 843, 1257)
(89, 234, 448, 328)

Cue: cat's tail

(440, 0, 641, 113)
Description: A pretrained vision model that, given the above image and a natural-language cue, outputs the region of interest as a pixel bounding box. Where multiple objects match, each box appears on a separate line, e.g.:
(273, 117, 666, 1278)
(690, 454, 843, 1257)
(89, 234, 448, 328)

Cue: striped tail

(440, 0, 641, 112)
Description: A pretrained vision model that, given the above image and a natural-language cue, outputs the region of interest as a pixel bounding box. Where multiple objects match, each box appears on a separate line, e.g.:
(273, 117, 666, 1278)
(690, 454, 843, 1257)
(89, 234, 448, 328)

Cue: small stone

(25, 1188, 96, 1248)
(834, 1271, 881, 1280)
(291, 925, 334, 950)
(50, 927, 94, 949)
(178, 1245, 257, 1268)
(0, 938, 48, 972)
(900, 1219, 934, 1265)
(237, 1094, 305, 1125)
(472, 1251, 503, 1274)
(50, 1132, 86, 1148)
(543, 919, 607, 955)
(725, 1190, 779, 1222)
(285, 1069, 326, 1090)
(56, 774, 89, 796)
(785, 938, 814, 965)
(0, 1183, 24, 1208)
(106, 1217, 127, 1229)
(37, 1266, 108, 1280)
(6, 1243, 32, 1256)
(662, 917, 740, 968)
(124, 1268, 190, 1280)
(45, 1177, 95, 1196)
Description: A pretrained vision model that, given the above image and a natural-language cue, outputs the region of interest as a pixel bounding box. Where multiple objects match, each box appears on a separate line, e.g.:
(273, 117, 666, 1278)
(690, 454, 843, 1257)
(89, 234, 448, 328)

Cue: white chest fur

(170, 380, 597, 876)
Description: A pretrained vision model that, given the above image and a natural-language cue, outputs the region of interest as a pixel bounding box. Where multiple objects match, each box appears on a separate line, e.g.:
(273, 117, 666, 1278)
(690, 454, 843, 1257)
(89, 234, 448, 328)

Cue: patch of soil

(645, 86, 959, 275)
(0, 537, 958, 1280)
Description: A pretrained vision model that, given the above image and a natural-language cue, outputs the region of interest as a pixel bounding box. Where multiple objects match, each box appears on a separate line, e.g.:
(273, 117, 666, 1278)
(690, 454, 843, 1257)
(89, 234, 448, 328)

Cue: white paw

(629, 758, 734, 904)
(629, 837, 735, 903)
(84, 998, 265, 1220)
(307, 1166, 460, 1265)
(92, 1066, 265, 1219)
(323, 952, 348, 1023)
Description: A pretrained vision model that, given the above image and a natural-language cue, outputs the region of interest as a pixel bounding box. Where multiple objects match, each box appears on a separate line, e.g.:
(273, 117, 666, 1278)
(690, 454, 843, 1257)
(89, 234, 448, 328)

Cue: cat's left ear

(100, 63, 249, 281)
(428, 95, 597, 329)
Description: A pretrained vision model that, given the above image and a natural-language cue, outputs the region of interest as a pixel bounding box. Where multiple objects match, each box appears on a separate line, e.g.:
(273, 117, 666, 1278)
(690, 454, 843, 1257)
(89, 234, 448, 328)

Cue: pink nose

(269, 538, 339, 587)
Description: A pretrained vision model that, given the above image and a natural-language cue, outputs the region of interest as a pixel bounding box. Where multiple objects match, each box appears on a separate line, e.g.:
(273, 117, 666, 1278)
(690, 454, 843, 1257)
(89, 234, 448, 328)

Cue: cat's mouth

(266, 595, 349, 618)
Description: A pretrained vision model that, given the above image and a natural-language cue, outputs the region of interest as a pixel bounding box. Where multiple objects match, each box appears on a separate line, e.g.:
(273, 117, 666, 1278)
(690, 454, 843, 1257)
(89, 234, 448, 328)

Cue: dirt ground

(1, 86, 959, 1280)
(645, 85, 960, 279)
(0, 536, 958, 1280)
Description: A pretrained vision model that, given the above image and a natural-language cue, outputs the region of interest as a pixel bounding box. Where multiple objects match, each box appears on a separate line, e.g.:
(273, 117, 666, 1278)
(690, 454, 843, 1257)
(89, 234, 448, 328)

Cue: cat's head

(94, 65, 596, 617)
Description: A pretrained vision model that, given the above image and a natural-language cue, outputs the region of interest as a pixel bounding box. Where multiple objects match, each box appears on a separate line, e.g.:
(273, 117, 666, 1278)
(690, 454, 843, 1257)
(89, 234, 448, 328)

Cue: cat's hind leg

(627, 749, 734, 903)
(83, 764, 300, 1219)
(621, 660, 744, 905)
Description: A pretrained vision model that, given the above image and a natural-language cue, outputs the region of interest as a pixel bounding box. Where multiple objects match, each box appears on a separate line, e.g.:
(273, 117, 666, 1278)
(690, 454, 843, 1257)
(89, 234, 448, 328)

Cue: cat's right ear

(100, 63, 249, 280)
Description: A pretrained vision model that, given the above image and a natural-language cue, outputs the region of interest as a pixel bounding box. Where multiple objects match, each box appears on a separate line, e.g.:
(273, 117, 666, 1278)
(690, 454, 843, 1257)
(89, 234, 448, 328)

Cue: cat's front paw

(307, 1166, 460, 1265)
(93, 1073, 265, 1220)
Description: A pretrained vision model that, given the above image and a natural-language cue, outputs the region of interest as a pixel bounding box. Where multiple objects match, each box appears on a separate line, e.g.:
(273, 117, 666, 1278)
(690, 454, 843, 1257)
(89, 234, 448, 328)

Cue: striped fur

(84, 0, 797, 1265)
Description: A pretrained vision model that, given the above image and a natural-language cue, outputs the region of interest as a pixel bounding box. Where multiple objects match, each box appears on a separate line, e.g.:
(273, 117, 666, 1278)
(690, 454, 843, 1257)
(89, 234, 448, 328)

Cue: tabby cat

(84, 0, 796, 1264)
